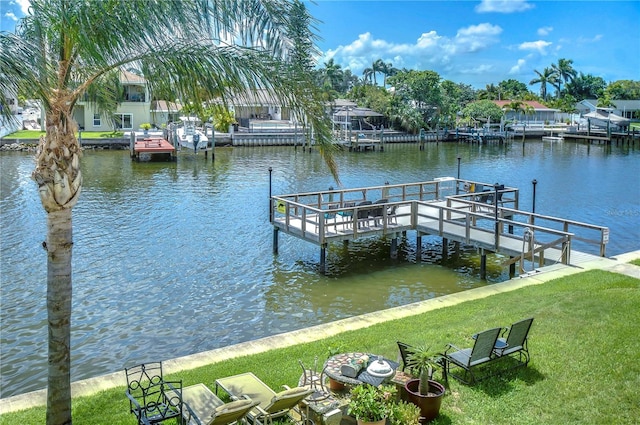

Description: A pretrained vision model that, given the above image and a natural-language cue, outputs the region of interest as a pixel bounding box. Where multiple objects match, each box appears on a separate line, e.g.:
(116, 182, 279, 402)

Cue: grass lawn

(1, 269, 639, 425)
(3, 130, 124, 140)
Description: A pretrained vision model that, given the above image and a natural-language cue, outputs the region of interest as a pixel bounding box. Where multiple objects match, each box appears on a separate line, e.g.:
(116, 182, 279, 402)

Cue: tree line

(314, 57, 640, 133)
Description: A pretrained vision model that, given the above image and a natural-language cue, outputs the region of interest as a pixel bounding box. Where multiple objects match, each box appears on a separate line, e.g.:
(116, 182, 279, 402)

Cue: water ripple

(1, 142, 638, 397)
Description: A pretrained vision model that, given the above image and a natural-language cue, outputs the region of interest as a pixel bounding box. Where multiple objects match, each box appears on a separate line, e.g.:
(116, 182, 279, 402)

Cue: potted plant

(404, 345, 446, 423)
(140, 122, 152, 135)
(390, 400, 421, 425)
(326, 343, 346, 390)
(347, 384, 396, 425)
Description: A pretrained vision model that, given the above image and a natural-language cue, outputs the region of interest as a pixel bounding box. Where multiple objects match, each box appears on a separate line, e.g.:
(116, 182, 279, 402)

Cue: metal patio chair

(125, 362, 183, 425)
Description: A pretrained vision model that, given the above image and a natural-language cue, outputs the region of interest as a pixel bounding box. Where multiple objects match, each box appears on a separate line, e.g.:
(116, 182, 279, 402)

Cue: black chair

(442, 327, 502, 384)
(337, 201, 356, 229)
(125, 362, 183, 425)
(369, 199, 388, 226)
(494, 317, 534, 366)
(397, 341, 415, 372)
(356, 200, 373, 228)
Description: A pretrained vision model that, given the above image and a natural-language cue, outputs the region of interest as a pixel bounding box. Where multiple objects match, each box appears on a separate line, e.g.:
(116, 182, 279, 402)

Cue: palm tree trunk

(33, 109, 82, 425)
(46, 209, 73, 425)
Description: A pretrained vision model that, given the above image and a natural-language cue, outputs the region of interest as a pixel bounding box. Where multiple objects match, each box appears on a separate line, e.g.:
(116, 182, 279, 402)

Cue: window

(93, 114, 101, 127)
(114, 113, 133, 130)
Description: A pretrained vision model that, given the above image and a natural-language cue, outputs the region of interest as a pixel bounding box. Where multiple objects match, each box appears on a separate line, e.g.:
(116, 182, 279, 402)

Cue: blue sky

(2, 0, 638, 90)
(308, 0, 640, 88)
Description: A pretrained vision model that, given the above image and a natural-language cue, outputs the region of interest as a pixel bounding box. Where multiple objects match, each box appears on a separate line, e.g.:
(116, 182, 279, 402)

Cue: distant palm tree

(372, 58, 385, 86)
(551, 58, 577, 97)
(0, 1, 335, 423)
(322, 58, 344, 91)
(380, 61, 397, 88)
(363, 67, 375, 85)
(530, 67, 558, 101)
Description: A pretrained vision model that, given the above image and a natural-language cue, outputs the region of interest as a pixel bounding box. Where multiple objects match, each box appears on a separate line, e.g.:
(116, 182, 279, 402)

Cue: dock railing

(271, 178, 608, 261)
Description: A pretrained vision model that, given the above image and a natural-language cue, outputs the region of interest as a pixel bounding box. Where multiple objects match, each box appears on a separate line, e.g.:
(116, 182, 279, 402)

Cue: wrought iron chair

(298, 357, 331, 401)
(396, 341, 415, 372)
(125, 362, 183, 425)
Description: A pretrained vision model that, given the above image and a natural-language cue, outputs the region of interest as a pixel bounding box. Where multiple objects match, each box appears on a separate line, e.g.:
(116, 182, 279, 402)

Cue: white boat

(176, 116, 209, 151)
(542, 135, 564, 142)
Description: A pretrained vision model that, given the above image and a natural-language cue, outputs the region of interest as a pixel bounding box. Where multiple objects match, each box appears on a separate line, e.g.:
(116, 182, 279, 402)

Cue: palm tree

(380, 61, 397, 88)
(0, 1, 335, 423)
(321, 58, 344, 92)
(372, 58, 385, 86)
(530, 67, 558, 101)
(362, 67, 375, 85)
(551, 58, 577, 97)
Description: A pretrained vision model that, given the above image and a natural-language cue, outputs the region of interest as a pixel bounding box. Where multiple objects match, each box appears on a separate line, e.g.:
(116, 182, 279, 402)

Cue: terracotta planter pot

(356, 419, 386, 425)
(328, 377, 345, 391)
(404, 379, 445, 423)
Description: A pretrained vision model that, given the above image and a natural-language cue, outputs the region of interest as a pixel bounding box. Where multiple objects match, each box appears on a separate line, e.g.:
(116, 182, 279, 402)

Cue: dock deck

(131, 137, 176, 161)
(270, 179, 609, 275)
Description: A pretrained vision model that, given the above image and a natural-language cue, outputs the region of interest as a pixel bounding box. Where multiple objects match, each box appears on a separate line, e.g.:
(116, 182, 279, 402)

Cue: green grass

(3, 130, 124, 140)
(2, 270, 638, 425)
(630, 122, 639, 130)
(630, 258, 640, 267)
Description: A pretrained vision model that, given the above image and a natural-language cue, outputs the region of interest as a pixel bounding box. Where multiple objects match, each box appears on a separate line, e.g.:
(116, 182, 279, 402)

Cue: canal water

(1, 140, 638, 397)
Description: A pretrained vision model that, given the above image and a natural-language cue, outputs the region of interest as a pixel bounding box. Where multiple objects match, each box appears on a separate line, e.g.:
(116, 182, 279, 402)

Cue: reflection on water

(1, 140, 638, 397)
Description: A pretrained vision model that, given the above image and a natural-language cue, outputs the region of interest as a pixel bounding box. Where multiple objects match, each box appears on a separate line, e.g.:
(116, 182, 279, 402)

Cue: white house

(73, 70, 156, 131)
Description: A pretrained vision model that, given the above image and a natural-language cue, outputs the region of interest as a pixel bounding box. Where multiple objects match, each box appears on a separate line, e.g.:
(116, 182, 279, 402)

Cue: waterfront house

(494, 100, 559, 124)
(73, 70, 177, 132)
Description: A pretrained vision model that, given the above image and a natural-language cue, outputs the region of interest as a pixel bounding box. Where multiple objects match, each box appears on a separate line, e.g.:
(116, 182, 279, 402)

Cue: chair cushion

(272, 386, 310, 401)
(214, 398, 255, 415)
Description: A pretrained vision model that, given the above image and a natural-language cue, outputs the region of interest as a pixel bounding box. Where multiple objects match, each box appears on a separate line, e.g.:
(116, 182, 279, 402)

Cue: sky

(306, 0, 640, 89)
(2, 0, 639, 90)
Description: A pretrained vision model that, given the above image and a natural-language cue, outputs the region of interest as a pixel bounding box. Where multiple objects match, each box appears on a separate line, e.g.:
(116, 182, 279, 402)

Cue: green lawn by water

(1, 269, 639, 425)
(3, 130, 124, 140)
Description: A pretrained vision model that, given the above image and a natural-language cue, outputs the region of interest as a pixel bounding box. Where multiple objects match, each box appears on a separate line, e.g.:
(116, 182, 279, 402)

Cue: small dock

(270, 179, 609, 276)
(130, 134, 176, 161)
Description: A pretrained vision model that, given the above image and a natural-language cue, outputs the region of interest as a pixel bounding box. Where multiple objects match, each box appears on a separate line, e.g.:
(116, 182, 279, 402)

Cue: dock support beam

(416, 235, 422, 261)
(272, 227, 279, 254)
(320, 243, 327, 275)
(480, 249, 487, 280)
(442, 237, 449, 259)
(390, 237, 398, 259)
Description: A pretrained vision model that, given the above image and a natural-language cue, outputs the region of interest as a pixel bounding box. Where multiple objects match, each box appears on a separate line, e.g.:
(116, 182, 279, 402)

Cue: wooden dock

(130, 136, 176, 161)
(270, 179, 609, 276)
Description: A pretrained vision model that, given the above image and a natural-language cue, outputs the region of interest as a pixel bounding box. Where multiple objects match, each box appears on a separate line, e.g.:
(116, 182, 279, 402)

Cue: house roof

(120, 70, 146, 84)
(330, 99, 358, 108)
(151, 100, 181, 113)
(579, 99, 640, 110)
(493, 100, 557, 111)
(333, 107, 383, 117)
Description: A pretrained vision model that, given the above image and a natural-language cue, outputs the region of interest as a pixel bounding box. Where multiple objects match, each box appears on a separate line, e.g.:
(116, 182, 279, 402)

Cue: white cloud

(475, 0, 534, 13)
(578, 34, 603, 43)
(454, 23, 502, 53)
(319, 24, 502, 81)
(518, 40, 552, 55)
(5, 12, 18, 21)
(509, 59, 527, 74)
(460, 64, 494, 75)
(537, 26, 553, 36)
(15, 0, 30, 14)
